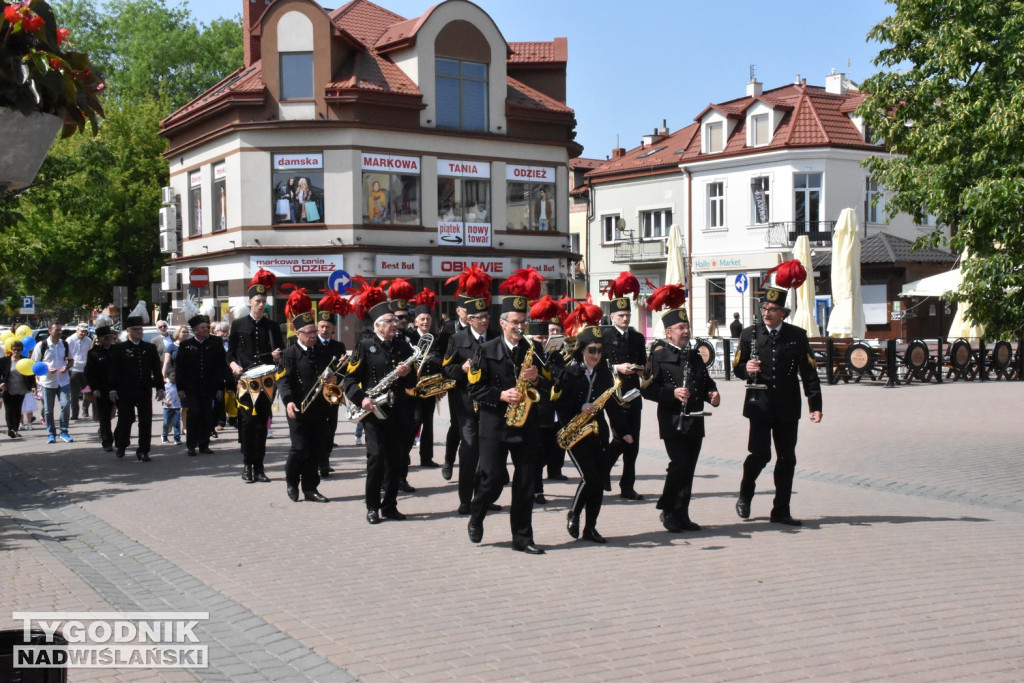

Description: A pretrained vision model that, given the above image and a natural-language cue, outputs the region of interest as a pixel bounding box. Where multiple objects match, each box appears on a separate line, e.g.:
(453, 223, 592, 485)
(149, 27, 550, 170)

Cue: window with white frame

(750, 176, 770, 225)
(751, 113, 770, 146)
(641, 208, 672, 240)
(794, 172, 822, 230)
(705, 121, 723, 153)
(864, 177, 883, 223)
(602, 214, 625, 243)
(707, 182, 725, 228)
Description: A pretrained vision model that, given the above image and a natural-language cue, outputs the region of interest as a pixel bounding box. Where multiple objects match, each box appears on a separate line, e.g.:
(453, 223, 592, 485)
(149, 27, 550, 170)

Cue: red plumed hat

(280, 284, 311, 319)
(384, 277, 415, 302)
(318, 289, 351, 316)
(247, 267, 277, 297)
(563, 294, 603, 336)
(529, 295, 566, 324)
(645, 279, 687, 312)
(347, 276, 389, 320)
(765, 259, 807, 290)
(499, 267, 545, 301)
(602, 271, 641, 301)
(413, 287, 439, 311)
(445, 265, 493, 302)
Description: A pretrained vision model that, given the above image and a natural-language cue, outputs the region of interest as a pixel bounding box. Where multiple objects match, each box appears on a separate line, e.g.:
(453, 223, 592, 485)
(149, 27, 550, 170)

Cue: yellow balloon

(0, 331, 12, 342)
(16, 357, 35, 376)
(4, 337, 14, 354)
(15, 325, 32, 338)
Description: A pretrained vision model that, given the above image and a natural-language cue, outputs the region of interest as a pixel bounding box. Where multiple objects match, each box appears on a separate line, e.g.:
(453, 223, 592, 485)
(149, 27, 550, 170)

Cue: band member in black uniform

(440, 294, 470, 479)
(525, 296, 567, 504)
(441, 295, 493, 514)
(545, 317, 569, 481)
(407, 301, 442, 468)
(600, 273, 647, 500)
(342, 296, 418, 524)
(388, 296, 418, 493)
(313, 289, 349, 478)
(554, 326, 615, 543)
(109, 311, 165, 461)
(732, 261, 822, 526)
(227, 269, 285, 483)
(175, 304, 227, 457)
(466, 295, 549, 555)
(84, 317, 116, 452)
(279, 293, 331, 503)
(641, 298, 720, 532)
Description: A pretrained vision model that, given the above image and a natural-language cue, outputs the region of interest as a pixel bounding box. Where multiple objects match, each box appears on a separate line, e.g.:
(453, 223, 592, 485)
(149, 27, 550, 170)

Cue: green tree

(859, 0, 1024, 338)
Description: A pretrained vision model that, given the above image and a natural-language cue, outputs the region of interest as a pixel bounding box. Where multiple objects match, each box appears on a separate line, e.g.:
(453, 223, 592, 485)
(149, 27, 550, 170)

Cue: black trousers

(3, 392, 25, 433)
(93, 392, 114, 449)
(238, 399, 272, 472)
(443, 393, 459, 467)
(741, 418, 799, 515)
(532, 426, 559, 495)
(606, 405, 642, 493)
(566, 435, 607, 529)
(454, 401, 480, 506)
(183, 393, 216, 451)
(471, 435, 536, 548)
(69, 371, 88, 419)
(412, 395, 436, 463)
(114, 395, 153, 455)
(658, 434, 704, 521)
(364, 413, 405, 512)
(286, 410, 330, 492)
(317, 406, 340, 473)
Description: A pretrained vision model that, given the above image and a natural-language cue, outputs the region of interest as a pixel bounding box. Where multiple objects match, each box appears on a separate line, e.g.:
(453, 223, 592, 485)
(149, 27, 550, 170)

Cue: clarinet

(746, 322, 768, 391)
(679, 344, 712, 419)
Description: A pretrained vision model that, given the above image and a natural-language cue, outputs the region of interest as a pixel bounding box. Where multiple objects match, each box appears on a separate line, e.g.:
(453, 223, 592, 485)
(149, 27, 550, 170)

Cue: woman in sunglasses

(553, 326, 617, 543)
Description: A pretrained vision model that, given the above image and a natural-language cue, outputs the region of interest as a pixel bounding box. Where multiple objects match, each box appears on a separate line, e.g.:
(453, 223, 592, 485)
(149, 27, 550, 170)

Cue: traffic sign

(734, 273, 749, 294)
(18, 295, 34, 315)
(329, 269, 351, 294)
(189, 267, 210, 288)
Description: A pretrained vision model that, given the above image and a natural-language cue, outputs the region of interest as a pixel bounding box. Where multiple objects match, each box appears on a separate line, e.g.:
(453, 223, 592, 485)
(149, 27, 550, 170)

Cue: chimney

(746, 78, 762, 97)
(244, 0, 271, 67)
(611, 147, 626, 159)
(825, 69, 846, 94)
(659, 118, 669, 136)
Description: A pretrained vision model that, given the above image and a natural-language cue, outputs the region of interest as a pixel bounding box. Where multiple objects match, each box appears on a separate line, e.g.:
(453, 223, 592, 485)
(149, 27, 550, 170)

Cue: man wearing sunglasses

(732, 284, 822, 526)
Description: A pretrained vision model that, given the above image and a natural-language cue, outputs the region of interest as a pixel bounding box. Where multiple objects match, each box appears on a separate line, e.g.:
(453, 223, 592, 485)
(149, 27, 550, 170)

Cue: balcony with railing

(612, 237, 668, 263)
(764, 220, 835, 249)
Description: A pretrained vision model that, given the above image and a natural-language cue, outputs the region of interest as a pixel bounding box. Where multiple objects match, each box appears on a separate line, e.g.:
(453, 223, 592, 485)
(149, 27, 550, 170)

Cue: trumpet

(300, 354, 349, 413)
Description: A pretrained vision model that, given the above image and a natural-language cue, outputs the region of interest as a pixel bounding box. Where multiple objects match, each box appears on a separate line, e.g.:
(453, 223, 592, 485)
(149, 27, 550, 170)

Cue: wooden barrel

(948, 338, 973, 370)
(904, 339, 930, 371)
(990, 340, 1013, 370)
(845, 341, 876, 375)
(694, 338, 715, 368)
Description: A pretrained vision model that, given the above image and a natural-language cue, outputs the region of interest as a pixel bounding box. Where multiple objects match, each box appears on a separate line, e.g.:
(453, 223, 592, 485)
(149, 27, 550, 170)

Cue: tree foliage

(0, 0, 241, 317)
(858, 0, 1024, 339)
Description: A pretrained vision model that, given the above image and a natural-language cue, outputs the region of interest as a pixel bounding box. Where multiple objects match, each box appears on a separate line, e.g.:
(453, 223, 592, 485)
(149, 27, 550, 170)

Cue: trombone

(300, 354, 349, 413)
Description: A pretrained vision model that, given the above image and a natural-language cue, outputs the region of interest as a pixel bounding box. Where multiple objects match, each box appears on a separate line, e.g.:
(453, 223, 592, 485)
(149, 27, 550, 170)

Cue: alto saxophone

(505, 343, 540, 427)
(347, 335, 432, 422)
(557, 376, 634, 450)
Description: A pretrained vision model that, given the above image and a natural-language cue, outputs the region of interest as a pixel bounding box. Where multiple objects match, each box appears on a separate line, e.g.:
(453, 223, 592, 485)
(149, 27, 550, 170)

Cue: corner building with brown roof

(159, 0, 580, 347)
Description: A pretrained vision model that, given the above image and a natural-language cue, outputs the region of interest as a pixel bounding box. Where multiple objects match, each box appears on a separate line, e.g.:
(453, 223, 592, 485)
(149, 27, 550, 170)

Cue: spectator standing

(32, 323, 74, 444)
(730, 312, 743, 339)
(67, 322, 93, 420)
(162, 371, 182, 444)
(1, 340, 36, 438)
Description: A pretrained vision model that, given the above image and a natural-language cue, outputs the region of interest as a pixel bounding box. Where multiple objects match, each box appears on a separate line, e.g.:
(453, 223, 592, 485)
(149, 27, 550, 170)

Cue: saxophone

(556, 376, 625, 450)
(504, 343, 540, 427)
(347, 335, 432, 422)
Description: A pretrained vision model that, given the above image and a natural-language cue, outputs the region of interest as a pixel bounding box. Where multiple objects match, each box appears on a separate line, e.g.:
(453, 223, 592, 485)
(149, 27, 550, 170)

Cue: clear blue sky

(180, 0, 894, 160)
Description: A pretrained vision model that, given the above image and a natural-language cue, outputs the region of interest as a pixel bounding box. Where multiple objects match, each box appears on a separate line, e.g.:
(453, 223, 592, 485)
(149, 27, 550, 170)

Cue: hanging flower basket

(0, 106, 60, 189)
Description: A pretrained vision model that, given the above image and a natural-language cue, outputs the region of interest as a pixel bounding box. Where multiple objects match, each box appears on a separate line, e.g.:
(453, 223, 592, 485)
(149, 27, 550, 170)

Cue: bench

(808, 337, 853, 384)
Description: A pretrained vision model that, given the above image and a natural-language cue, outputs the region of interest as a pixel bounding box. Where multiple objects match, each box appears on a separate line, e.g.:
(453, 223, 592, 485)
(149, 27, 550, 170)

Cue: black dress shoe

(319, 470, 331, 478)
(441, 463, 453, 480)
(660, 511, 684, 533)
(287, 486, 299, 502)
(366, 510, 381, 525)
(103, 445, 113, 452)
(546, 472, 568, 481)
(488, 503, 502, 512)
(582, 528, 607, 544)
(381, 508, 406, 520)
(138, 453, 151, 462)
(187, 449, 197, 457)
(115, 448, 125, 458)
(534, 493, 547, 505)
(467, 519, 483, 543)
(304, 490, 329, 503)
(199, 448, 214, 454)
(457, 503, 470, 515)
(7, 429, 15, 438)
(419, 460, 441, 468)
(255, 470, 270, 482)
(512, 543, 545, 555)
(242, 466, 253, 483)
(736, 495, 752, 519)
(566, 511, 580, 539)
(770, 512, 802, 526)
(398, 479, 416, 493)
(619, 490, 644, 500)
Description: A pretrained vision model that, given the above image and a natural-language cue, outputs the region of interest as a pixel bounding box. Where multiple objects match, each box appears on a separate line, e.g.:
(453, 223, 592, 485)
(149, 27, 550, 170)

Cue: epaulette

(468, 345, 483, 384)
(346, 343, 362, 373)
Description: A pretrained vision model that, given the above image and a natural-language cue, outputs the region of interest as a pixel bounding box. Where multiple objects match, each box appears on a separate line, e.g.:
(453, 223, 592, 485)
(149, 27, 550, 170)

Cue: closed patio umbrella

(826, 208, 865, 338)
(789, 235, 820, 337)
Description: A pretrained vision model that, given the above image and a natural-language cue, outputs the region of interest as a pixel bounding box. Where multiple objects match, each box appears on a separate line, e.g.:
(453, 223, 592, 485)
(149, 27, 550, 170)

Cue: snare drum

(237, 364, 278, 410)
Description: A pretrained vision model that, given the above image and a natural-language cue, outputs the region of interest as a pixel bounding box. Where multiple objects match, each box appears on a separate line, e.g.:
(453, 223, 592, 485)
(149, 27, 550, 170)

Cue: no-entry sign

(189, 267, 210, 287)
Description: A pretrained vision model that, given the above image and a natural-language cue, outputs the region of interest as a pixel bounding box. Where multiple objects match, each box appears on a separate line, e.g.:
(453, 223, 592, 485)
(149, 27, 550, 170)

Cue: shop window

(506, 170, 555, 231)
(272, 153, 324, 224)
(707, 277, 726, 327)
(361, 154, 421, 225)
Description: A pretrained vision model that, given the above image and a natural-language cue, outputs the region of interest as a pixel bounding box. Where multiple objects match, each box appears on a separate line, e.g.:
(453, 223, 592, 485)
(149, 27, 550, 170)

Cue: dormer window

(751, 113, 770, 146)
(280, 52, 313, 100)
(436, 58, 488, 131)
(705, 121, 724, 153)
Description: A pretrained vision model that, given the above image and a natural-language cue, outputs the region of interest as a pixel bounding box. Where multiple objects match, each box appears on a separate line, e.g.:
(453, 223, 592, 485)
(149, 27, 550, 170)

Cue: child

(21, 388, 39, 431)
(162, 371, 182, 445)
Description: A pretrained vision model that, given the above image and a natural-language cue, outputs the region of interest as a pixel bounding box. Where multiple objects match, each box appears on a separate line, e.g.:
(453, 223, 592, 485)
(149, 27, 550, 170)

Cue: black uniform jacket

(641, 342, 717, 439)
(441, 327, 492, 416)
(84, 344, 112, 394)
(341, 334, 418, 417)
(175, 335, 228, 398)
(732, 322, 822, 422)
(600, 324, 647, 398)
(109, 340, 163, 401)
(467, 336, 549, 443)
(227, 315, 285, 370)
(553, 361, 615, 443)
(279, 342, 330, 419)
(532, 345, 564, 429)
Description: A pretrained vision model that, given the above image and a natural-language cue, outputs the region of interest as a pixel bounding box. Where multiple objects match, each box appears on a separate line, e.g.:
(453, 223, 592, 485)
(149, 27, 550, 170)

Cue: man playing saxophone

(642, 287, 720, 533)
(466, 294, 549, 555)
(342, 291, 417, 525)
(553, 326, 616, 543)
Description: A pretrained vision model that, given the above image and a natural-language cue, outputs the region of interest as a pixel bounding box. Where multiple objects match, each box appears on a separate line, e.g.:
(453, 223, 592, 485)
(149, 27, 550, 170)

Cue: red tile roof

(332, 0, 407, 47)
(509, 40, 567, 65)
(585, 124, 699, 180)
(507, 76, 572, 114)
(161, 62, 265, 128)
